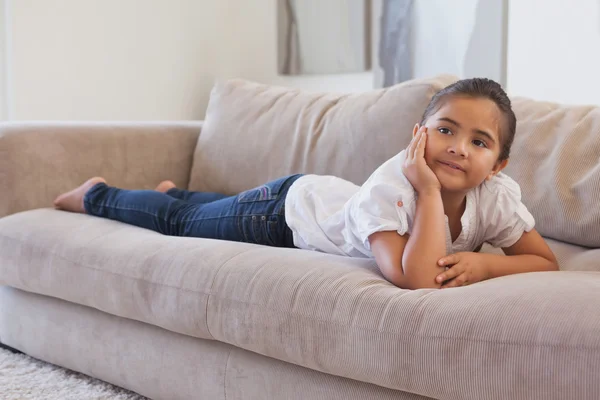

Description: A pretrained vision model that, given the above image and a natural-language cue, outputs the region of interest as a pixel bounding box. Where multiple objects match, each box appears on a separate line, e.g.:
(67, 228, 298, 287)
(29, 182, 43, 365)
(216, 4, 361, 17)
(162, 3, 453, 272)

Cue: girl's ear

(486, 158, 509, 180)
(413, 123, 420, 138)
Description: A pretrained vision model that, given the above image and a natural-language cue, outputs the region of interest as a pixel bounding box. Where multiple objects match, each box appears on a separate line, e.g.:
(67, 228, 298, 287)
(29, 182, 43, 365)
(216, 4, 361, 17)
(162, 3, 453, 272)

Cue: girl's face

(417, 96, 508, 193)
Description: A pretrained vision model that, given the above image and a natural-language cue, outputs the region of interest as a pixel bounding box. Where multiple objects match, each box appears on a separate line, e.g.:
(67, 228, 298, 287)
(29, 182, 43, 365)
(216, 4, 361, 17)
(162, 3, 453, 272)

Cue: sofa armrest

(0, 121, 202, 217)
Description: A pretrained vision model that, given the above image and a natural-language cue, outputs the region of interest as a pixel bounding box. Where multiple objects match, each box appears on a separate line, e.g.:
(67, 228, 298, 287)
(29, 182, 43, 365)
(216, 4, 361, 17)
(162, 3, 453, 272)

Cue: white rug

(0, 347, 147, 400)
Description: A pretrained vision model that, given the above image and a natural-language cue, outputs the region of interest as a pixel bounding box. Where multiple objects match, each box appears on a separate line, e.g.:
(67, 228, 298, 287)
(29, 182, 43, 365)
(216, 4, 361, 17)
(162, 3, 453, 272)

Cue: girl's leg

(83, 183, 237, 238)
(81, 174, 304, 246)
(155, 180, 229, 204)
(165, 188, 228, 204)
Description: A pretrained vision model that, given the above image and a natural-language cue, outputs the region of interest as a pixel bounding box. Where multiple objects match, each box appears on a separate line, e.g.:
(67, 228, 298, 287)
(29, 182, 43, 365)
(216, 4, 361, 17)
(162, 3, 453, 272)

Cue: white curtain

(279, 0, 368, 75)
(377, 0, 479, 87)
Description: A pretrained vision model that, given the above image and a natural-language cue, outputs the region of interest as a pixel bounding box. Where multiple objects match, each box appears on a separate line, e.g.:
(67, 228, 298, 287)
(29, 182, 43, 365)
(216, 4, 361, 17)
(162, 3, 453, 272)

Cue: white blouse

(284, 150, 535, 258)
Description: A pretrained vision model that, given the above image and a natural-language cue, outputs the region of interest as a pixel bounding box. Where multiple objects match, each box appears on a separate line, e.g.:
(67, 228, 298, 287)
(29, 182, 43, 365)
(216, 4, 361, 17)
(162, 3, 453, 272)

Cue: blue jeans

(83, 174, 304, 248)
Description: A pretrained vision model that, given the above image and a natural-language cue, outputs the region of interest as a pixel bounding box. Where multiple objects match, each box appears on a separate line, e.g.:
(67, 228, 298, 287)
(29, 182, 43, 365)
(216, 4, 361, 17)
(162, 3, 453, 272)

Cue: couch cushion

(189, 78, 600, 248)
(505, 98, 600, 247)
(187, 75, 457, 194)
(0, 287, 431, 400)
(1, 209, 600, 397)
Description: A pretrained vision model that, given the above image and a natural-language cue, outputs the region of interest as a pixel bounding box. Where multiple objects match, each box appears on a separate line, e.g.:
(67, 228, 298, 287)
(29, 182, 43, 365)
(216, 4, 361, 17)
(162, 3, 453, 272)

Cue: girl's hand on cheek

(402, 127, 441, 195)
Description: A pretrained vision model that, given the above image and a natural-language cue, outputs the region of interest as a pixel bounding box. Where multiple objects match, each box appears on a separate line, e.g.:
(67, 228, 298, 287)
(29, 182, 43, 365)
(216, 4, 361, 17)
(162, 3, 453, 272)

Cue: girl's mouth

(438, 161, 465, 172)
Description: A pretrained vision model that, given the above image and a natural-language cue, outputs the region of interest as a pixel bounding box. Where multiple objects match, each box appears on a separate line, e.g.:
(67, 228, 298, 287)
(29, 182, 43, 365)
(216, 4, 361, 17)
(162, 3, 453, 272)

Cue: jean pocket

(237, 185, 277, 203)
(265, 219, 279, 246)
(239, 215, 279, 246)
(237, 175, 302, 204)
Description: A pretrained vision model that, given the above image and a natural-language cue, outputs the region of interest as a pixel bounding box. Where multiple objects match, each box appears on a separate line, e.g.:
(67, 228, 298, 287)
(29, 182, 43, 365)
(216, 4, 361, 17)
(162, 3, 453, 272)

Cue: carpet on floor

(0, 347, 147, 400)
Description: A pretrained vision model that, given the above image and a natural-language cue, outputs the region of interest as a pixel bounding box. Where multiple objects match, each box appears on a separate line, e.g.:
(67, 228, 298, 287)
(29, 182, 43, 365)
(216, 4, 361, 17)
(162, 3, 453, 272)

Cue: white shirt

(284, 150, 535, 258)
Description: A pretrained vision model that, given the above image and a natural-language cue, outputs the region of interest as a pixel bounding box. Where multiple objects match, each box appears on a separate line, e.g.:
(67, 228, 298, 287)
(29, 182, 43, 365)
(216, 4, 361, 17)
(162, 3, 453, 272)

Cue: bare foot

(155, 180, 176, 193)
(53, 177, 107, 213)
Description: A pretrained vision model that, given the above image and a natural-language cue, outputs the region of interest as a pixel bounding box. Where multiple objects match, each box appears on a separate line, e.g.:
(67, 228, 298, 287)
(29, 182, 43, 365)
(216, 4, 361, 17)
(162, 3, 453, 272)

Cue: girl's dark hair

(420, 78, 516, 161)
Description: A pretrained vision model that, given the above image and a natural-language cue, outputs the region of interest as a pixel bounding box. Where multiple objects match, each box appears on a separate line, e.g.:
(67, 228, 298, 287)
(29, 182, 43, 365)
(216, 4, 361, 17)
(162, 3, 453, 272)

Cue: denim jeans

(83, 174, 304, 248)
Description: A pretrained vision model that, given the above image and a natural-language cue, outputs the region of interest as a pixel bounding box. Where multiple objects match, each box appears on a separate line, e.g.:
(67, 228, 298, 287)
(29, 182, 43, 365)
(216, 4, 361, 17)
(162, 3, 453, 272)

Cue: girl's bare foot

(53, 177, 107, 213)
(155, 180, 176, 193)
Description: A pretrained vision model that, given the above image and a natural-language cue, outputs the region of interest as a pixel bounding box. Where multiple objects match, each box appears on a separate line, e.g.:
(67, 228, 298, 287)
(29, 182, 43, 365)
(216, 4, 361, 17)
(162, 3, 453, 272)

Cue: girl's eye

(473, 139, 487, 148)
(438, 127, 451, 135)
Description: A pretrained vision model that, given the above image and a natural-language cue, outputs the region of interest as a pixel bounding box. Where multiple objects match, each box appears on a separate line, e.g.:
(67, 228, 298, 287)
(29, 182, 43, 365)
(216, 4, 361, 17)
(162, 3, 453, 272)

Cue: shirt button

(252, 216, 256, 220)
(261, 216, 266, 220)
(397, 201, 403, 207)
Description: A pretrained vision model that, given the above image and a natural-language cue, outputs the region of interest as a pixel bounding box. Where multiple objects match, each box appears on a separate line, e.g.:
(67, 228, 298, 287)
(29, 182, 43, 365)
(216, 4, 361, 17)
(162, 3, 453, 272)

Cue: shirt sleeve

(482, 173, 536, 248)
(345, 151, 416, 250)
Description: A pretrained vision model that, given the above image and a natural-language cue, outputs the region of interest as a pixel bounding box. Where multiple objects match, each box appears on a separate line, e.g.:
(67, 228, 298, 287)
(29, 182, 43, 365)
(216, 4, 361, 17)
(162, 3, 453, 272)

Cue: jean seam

(237, 196, 278, 204)
(266, 220, 278, 246)
(86, 200, 181, 225)
(180, 214, 271, 223)
(86, 199, 262, 226)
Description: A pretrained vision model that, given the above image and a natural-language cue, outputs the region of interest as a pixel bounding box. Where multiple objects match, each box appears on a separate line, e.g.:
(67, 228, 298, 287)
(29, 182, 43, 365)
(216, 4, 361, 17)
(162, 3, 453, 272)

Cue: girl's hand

(435, 252, 490, 288)
(402, 127, 441, 195)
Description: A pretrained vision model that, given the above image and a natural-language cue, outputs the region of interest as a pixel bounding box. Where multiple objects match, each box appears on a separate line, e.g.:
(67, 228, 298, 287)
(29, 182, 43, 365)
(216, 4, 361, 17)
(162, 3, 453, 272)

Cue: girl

(54, 78, 558, 290)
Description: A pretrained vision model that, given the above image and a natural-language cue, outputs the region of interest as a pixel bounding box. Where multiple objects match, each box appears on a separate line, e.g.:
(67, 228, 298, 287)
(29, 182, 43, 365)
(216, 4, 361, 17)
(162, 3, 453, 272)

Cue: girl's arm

(487, 229, 558, 278)
(369, 190, 447, 290)
(401, 190, 448, 288)
(369, 126, 448, 290)
(369, 231, 409, 288)
(435, 229, 558, 288)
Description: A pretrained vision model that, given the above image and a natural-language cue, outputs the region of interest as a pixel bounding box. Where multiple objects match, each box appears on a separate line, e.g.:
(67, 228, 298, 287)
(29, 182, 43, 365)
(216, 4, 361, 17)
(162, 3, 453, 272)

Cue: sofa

(1, 75, 599, 400)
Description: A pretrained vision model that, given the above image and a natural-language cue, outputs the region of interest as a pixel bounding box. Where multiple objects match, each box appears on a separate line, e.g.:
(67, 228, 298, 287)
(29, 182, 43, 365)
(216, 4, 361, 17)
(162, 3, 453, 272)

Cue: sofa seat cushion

(1, 209, 600, 395)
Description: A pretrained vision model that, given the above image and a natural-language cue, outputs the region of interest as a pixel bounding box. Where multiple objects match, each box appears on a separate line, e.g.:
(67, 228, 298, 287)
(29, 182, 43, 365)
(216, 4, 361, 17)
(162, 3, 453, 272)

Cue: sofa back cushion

(188, 75, 457, 193)
(189, 77, 600, 248)
(505, 98, 600, 247)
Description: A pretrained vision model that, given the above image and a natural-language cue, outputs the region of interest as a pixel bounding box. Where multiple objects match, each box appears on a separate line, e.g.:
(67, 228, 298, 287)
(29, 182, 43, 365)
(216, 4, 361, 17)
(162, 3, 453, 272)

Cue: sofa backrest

(188, 75, 457, 192)
(504, 98, 600, 247)
(188, 76, 600, 248)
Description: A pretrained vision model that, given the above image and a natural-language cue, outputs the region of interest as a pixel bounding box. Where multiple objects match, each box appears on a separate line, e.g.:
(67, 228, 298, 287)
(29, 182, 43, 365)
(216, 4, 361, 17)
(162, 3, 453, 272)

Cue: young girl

(54, 78, 558, 290)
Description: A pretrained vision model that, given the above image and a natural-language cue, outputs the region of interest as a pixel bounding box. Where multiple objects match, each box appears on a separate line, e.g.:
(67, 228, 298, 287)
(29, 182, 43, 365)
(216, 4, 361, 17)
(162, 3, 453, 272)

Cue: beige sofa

(1, 75, 599, 400)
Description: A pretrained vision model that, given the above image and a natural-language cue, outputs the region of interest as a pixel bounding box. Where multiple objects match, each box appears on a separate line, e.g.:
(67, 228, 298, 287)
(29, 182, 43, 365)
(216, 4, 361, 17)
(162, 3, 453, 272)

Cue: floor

(0, 345, 147, 400)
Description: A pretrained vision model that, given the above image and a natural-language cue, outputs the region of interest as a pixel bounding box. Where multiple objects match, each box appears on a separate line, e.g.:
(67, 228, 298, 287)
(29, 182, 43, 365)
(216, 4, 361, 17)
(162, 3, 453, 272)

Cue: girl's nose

(448, 140, 468, 158)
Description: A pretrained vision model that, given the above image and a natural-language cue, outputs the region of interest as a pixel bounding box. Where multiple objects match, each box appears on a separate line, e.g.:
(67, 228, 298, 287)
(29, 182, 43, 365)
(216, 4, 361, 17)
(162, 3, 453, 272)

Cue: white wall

(507, 0, 600, 105)
(4, 0, 600, 121)
(2, 0, 372, 121)
(0, 0, 7, 120)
